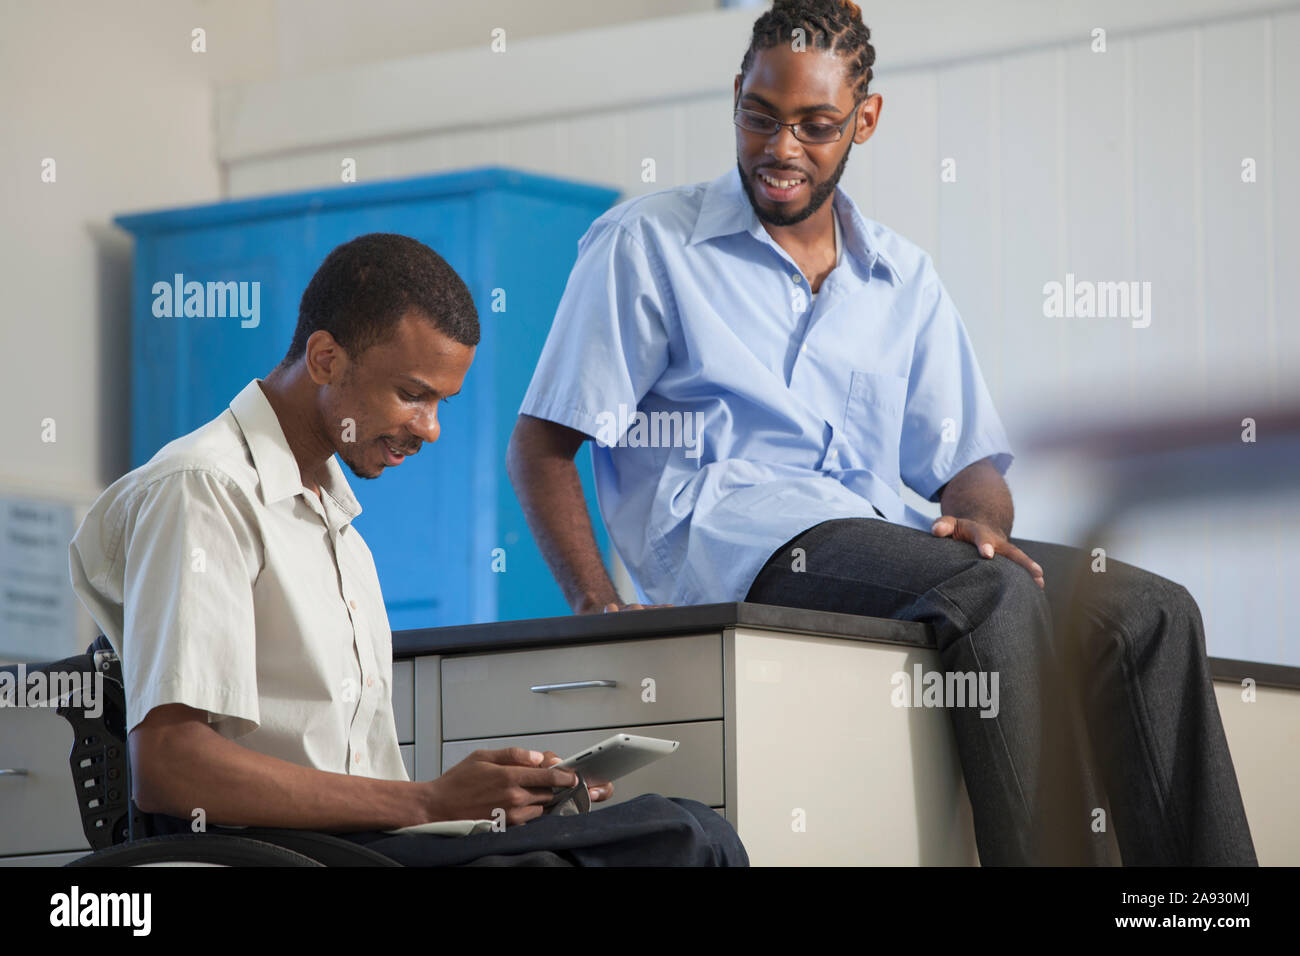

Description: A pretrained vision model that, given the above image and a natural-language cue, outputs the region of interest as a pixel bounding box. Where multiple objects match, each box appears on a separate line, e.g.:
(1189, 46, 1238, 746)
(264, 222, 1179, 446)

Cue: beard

(738, 141, 852, 227)
(339, 444, 381, 480)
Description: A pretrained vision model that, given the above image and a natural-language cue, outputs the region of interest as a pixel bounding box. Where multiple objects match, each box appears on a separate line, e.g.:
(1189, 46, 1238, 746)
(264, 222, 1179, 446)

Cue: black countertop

(391, 601, 1300, 690)
(392, 602, 931, 656)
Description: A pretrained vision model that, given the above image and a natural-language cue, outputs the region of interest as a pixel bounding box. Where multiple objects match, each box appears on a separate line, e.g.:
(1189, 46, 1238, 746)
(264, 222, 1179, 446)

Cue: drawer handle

(529, 680, 618, 694)
(0, 768, 30, 776)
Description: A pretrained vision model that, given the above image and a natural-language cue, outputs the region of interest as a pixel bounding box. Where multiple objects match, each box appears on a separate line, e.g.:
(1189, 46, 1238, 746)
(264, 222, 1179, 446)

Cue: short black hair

(281, 233, 479, 368)
(740, 0, 877, 103)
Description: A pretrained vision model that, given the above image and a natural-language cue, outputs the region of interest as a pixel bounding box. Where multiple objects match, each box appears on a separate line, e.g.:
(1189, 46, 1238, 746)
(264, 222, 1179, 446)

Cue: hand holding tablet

(549, 733, 680, 787)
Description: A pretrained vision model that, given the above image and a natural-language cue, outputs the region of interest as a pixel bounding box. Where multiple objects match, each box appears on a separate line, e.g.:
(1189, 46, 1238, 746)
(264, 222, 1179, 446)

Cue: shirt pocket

(839, 369, 909, 481)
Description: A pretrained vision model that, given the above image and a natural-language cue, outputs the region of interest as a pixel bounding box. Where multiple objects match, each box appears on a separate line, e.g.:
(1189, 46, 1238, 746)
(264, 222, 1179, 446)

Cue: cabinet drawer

(0, 708, 92, 857)
(441, 720, 723, 808)
(441, 634, 722, 739)
(392, 660, 414, 744)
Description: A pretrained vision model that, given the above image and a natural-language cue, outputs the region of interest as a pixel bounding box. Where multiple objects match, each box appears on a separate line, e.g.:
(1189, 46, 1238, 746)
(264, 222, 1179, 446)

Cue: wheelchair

(3, 636, 401, 866)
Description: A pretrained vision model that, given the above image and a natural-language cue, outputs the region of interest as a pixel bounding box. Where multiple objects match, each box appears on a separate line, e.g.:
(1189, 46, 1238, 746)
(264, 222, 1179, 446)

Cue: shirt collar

(688, 164, 900, 284)
(228, 378, 362, 526)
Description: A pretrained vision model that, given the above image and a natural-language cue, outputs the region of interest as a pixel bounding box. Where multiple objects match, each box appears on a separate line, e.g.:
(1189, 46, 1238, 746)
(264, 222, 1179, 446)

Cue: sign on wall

(0, 495, 77, 661)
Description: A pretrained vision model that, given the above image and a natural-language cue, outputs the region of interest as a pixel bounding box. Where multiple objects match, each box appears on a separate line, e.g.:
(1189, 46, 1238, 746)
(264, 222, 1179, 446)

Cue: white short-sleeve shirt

(68, 378, 409, 783)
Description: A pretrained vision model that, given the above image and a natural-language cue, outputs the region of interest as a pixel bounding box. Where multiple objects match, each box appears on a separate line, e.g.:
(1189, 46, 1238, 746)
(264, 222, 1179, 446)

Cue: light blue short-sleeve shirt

(519, 165, 1014, 606)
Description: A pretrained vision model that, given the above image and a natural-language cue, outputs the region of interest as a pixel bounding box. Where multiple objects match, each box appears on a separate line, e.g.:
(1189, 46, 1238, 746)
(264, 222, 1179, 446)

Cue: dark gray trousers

(335, 794, 746, 866)
(744, 517, 1257, 866)
(151, 794, 746, 867)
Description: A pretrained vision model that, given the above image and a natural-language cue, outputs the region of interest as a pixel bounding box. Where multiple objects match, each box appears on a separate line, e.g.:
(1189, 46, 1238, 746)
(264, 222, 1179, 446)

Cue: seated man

(506, 0, 1255, 865)
(68, 232, 746, 867)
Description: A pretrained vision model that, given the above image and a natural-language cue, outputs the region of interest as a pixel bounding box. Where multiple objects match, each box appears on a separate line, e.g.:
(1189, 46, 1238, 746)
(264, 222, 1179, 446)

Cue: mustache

(755, 165, 810, 178)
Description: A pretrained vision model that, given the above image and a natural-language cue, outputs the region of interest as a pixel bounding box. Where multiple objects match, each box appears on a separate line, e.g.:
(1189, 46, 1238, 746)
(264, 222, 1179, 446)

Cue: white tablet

(553, 733, 679, 785)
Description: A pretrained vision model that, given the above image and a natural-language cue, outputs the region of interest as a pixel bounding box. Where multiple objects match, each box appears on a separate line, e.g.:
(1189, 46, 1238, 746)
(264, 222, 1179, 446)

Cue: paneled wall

(217, 0, 1300, 664)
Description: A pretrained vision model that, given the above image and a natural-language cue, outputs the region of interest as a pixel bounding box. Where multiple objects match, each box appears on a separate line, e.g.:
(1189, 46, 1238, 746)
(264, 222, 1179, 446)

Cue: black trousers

(149, 793, 748, 867)
(745, 517, 1257, 866)
(335, 794, 745, 866)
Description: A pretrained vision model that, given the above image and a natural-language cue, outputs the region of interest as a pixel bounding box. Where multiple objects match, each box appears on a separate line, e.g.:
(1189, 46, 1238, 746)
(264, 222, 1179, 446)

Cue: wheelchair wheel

(65, 834, 324, 867)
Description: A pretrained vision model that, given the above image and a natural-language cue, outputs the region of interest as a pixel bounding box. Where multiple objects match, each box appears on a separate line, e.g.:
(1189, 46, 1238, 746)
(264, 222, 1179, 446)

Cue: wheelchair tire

(64, 834, 324, 867)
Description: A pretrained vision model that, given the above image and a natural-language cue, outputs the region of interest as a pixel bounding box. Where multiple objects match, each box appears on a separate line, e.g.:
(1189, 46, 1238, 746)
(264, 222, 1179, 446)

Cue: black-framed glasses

(732, 103, 860, 145)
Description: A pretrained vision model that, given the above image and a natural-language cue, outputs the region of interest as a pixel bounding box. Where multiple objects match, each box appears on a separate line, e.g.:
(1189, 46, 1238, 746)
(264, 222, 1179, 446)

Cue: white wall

(215, 0, 1300, 665)
(0, 0, 279, 661)
(0, 0, 277, 501)
(267, 0, 715, 74)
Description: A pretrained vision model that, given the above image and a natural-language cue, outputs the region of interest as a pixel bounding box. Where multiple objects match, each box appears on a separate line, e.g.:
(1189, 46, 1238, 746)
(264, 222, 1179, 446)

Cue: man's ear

(733, 73, 742, 108)
(853, 92, 883, 145)
(304, 329, 346, 386)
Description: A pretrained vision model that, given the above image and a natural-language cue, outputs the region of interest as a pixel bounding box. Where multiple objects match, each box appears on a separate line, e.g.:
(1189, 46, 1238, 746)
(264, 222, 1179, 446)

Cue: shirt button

(791, 273, 802, 284)
(366, 676, 374, 687)
(800, 343, 808, 353)
(349, 600, 357, 610)
(354, 752, 361, 764)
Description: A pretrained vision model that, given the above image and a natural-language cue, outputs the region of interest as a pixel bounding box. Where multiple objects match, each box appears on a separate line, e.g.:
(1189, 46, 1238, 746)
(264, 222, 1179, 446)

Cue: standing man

(69, 233, 746, 866)
(507, 0, 1255, 865)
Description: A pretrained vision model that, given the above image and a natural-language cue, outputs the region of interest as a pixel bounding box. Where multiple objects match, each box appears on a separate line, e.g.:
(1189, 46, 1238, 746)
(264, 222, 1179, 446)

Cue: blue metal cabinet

(115, 168, 620, 628)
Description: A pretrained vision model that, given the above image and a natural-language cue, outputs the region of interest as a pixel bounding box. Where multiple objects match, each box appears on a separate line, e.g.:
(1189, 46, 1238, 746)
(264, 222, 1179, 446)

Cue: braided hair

(739, 0, 877, 103)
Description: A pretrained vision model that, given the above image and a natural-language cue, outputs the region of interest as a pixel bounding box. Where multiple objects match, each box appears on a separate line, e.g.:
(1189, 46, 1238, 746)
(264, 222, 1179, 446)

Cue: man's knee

(1143, 577, 1200, 622)
(946, 549, 1052, 629)
(1132, 577, 1208, 657)
(1069, 558, 1209, 670)
(663, 798, 749, 867)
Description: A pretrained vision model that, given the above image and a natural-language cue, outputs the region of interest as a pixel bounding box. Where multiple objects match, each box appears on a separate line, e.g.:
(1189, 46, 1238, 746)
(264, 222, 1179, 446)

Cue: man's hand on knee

(931, 515, 1045, 589)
